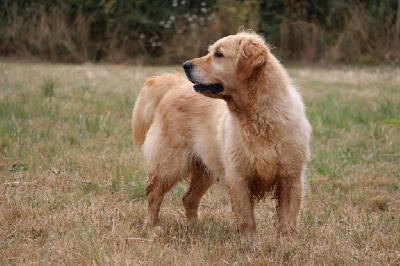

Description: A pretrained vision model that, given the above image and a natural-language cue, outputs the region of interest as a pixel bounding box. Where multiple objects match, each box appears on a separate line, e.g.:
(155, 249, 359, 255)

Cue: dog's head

(183, 31, 269, 99)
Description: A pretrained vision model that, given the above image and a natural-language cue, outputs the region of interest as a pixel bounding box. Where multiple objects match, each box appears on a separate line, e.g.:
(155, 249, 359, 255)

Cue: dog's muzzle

(182, 61, 224, 95)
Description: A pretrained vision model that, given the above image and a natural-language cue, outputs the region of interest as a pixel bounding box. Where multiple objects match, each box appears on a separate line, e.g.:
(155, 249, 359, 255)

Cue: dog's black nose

(183, 61, 193, 71)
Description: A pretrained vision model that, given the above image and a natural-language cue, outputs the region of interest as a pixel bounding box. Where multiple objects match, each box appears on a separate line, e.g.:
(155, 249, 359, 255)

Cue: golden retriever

(132, 31, 311, 236)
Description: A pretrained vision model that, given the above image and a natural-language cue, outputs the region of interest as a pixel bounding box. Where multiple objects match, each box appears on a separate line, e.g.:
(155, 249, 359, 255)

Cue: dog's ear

(235, 38, 268, 81)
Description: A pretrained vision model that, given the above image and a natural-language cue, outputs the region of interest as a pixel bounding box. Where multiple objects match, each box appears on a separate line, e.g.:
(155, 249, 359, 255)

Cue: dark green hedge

(0, 0, 398, 64)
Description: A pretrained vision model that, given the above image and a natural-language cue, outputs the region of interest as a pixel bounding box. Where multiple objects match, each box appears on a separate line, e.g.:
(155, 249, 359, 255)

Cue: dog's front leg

(226, 175, 256, 237)
(275, 173, 303, 236)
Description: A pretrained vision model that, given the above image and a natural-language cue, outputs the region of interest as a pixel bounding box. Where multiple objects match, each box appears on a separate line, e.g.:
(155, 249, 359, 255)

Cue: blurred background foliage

(0, 0, 399, 64)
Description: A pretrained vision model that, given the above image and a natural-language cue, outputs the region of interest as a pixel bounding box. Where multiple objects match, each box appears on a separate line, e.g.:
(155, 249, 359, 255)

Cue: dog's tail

(132, 73, 185, 146)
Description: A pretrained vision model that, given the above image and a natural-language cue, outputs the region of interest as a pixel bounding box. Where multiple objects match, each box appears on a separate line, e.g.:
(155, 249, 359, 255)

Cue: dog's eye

(214, 51, 224, 58)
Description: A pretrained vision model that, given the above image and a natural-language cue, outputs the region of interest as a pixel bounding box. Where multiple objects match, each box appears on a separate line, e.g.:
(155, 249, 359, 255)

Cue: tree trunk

(396, 0, 400, 43)
(308, 23, 317, 65)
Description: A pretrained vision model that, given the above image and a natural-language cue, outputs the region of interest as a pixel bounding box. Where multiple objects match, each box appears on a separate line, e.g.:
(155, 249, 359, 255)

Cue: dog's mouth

(193, 83, 224, 95)
(185, 72, 224, 95)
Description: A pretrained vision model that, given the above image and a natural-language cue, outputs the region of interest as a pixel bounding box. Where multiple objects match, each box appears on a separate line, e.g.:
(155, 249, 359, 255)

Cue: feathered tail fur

(132, 73, 186, 146)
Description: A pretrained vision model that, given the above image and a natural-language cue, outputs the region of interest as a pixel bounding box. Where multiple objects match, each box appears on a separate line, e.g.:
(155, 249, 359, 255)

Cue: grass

(0, 63, 399, 264)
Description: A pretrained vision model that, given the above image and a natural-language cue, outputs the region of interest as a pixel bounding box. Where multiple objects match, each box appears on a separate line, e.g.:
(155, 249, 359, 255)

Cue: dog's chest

(228, 135, 279, 181)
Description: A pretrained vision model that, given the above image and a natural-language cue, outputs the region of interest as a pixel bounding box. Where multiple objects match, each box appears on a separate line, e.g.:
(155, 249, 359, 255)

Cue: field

(0, 62, 399, 264)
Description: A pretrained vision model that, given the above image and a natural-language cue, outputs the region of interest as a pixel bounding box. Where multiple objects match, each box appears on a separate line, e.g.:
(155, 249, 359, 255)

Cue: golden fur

(132, 31, 311, 236)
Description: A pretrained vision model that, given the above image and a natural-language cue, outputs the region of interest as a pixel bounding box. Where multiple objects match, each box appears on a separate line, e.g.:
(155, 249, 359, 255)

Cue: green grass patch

(0, 63, 399, 264)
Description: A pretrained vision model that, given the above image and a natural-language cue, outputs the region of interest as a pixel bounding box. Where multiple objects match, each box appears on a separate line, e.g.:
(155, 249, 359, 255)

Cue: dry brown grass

(0, 63, 399, 264)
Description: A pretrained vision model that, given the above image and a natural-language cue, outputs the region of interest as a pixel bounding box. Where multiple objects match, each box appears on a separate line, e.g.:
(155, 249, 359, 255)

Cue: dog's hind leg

(182, 162, 213, 221)
(145, 173, 180, 228)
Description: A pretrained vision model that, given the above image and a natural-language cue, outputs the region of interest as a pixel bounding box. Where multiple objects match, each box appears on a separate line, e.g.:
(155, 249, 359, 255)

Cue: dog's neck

(228, 57, 289, 116)
(223, 56, 291, 141)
